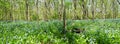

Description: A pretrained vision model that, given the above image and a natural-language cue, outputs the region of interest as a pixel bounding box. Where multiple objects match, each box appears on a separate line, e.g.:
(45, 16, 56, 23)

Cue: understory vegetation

(0, 19, 120, 44)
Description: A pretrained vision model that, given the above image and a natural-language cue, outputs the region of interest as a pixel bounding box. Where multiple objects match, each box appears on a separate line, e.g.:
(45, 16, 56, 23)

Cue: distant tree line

(0, 0, 120, 21)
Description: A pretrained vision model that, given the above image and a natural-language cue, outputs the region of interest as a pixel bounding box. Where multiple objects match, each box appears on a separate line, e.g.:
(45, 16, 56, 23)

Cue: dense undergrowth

(0, 19, 120, 44)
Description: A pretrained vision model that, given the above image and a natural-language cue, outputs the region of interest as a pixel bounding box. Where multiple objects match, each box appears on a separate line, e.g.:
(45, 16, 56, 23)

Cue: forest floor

(0, 19, 120, 44)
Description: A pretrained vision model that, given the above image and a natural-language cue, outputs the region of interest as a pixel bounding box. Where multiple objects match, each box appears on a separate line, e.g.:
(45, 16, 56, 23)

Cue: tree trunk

(43, 0, 50, 21)
(61, 0, 66, 34)
(59, 0, 63, 20)
(10, 0, 13, 21)
(73, 0, 77, 19)
(81, 0, 88, 19)
(25, 0, 29, 21)
(112, 0, 118, 19)
(92, 0, 95, 19)
(36, 0, 39, 20)
(73, 0, 77, 10)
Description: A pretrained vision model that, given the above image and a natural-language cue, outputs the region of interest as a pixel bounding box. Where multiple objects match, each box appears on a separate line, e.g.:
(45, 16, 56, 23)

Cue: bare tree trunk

(113, 0, 119, 19)
(4, 7, 7, 21)
(61, 0, 66, 34)
(73, 0, 77, 10)
(25, 0, 29, 21)
(59, 0, 63, 20)
(112, 0, 115, 18)
(104, 0, 107, 19)
(92, 0, 95, 19)
(43, 0, 50, 21)
(53, 0, 59, 20)
(81, 0, 88, 19)
(9, 10, 13, 21)
(63, 6, 66, 33)
(36, 0, 39, 20)
(44, 1, 47, 21)
(73, 0, 77, 19)
(10, 0, 13, 21)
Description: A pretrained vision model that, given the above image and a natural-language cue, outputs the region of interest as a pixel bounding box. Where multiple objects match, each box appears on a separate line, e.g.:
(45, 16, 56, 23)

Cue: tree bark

(61, 0, 66, 34)
(112, 0, 118, 19)
(10, 0, 13, 21)
(73, 0, 77, 19)
(81, 0, 88, 19)
(36, 0, 39, 20)
(25, 0, 29, 21)
(92, 0, 95, 19)
(73, 0, 77, 10)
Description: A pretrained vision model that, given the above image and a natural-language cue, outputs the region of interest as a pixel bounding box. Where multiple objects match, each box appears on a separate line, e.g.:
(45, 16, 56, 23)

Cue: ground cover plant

(0, 19, 120, 44)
